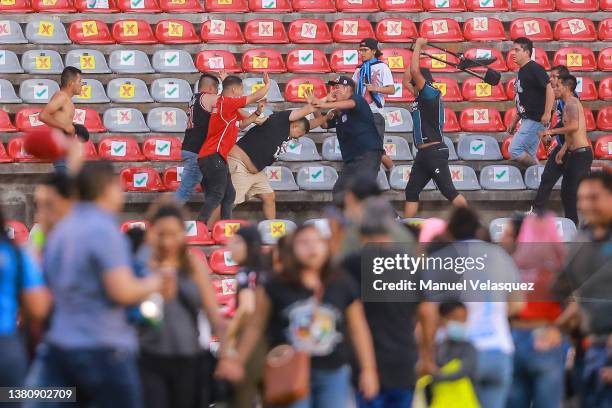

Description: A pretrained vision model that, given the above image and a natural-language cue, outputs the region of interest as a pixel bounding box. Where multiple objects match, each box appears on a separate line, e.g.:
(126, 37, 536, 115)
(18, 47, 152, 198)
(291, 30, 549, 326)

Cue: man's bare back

(562, 96, 589, 151)
(39, 90, 76, 136)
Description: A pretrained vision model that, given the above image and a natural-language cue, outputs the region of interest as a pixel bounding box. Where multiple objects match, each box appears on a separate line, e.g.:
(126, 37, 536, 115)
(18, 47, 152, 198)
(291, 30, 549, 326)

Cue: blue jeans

(25, 343, 143, 408)
(507, 328, 566, 408)
(357, 387, 414, 408)
(581, 344, 612, 408)
(278, 365, 351, 408)
(53, 159, 67, 174)
(475, 350, 513, 408)
(175, 150, 203, 204)
(509, 118, 544, 160)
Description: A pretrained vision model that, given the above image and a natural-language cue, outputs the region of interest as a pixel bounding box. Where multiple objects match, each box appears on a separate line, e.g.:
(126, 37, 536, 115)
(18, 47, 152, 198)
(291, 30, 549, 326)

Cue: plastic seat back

(103, 108, 149, 133)
(557, 0, 598, 11)
(463, 17, 506, 41)
(296, 165, 338, 190)
(419, 47, 461, 72)
(184, 220, 215, 245)
(443, 108, 461, 132)
(480, 165, 525, 190)
(292, 0, 335, 11)
(423, 0, 465, 11)
(510, 18, 553, 41)
(457, 134, 502, 160)
(8, 136, 45, 162)
(0, 109, 16, 132)
(65, 49, 110, 73)
(249, 0, 292, 11)
(377, 169, 390, 191)
(432, 76, 462, 102)
(463, 48, 507, 72)
(0, 20, 27, 44)
(331, 18, 376, 43)
(258, 219, 297, 245)
(512, 0, 553, 11)
(288, 19, 332, 44)
(380, 48, 413, 73)
(574, 76, 598, 101)
(336, 0, 379, 11)
(147, 107, 188, 133)
(75, 0, 120, 12)
(554, 18, 597, 42)
(597, 107, 612, 131)
(0, 142, 12, 163)
(98, 136, 144, 161)
(109, 49, 153, 73)
(466, 0, 508, 11)
(242, 78, 284, 102)
(489, 217, 509, 242)
(0, 0, 32, 12)
(241, 48, 286, 73)
(321, 136, 343, 161)
(152, 49, 197, 73)
(419, 18, 463, 42)
(200, 18, 244, 43)
(598, 77, 612, 101)
(142, 136, 182, 160)
(286, 49, 330, 73)
(599, 19, 612, 41)
(462, 77, 507, 101)
(330, 49, 362, 73)
(380, 107, 413, 132)
(205, 0, 248, 12)
(155, 19, 200, 44)
(284, 77, 327, 102)
(196, 50, 241, 73)
(15, 108, 47, 132)
(525, 164, 562, 190)
(5, 221, 30, 244)
(0, 50, 23, 73)
(107, 77, 153, 103)
(120, 166, 165, 191)
(19, 79, 59, 104)
(598, 48, 612, 71)
(74, 107, 105, 132)
(112, 19, 156, 44)
(0, 79, 22, 103)
(383, 135, 413, 160)
(69, 20, 114, 44)
(150, 78, 192, 103)
(211, 220, 251, 245)
(73, 78, 110, 104)
(244, 19, 288, 44)
(278, 136, 321, 161)
(553, 47, 597, 71)
(460, 107, 505, 132)
(117, 0, 161, 12)
(264, 165, 299, 191)
(448, 165, 480, 190)
(379, 0, 422, 10)
(25, 18, 71, 44)
(159, 0, 204, 12)
(22, 49, 64, 74)
(375, 18, 418, 43)
(163, 166, 202, 192)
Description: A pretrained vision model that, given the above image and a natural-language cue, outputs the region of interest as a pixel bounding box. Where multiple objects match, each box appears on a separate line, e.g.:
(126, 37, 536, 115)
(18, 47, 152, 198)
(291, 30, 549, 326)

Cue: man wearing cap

(352, 38, 396, 141)
(312, 76, 384, 202)
(402, 38, 467, 217)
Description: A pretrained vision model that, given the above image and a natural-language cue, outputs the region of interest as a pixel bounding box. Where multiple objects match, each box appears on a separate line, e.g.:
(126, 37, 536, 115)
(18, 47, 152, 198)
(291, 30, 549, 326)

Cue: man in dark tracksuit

(402, 38, 467, 217)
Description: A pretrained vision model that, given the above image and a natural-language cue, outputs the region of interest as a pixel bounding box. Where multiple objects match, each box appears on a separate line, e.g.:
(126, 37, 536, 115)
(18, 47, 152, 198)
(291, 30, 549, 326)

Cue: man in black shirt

(313, 76, 384, 204)
(175, 73, 220, 204)
(227, 101, 327, 219)
(402, 38, 467, 218)
(507, 37, 555, 167)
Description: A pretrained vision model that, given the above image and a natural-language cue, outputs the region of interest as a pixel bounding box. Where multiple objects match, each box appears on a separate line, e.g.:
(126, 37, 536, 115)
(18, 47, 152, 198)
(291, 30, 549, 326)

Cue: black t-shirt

(342, 252, 420, 389)
(328, 95, 384, 163)
(411, 83, 444, 145)
(182, 92, 214, 154)
(515, 60, 550, 122)
(264, 272, 358, 370)
(236, 110, 292, 171)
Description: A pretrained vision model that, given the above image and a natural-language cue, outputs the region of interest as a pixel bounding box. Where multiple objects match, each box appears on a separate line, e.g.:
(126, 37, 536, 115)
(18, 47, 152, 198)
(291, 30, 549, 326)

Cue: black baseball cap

(327, 76, 355, 88)
(359, 38, 379, 51)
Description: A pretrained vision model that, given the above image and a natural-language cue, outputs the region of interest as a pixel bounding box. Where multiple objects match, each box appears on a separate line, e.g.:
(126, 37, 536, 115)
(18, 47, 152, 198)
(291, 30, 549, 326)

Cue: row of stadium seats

(1, 0, 610, 13)
(1, 17, 610, 45)
(3, 133, 609, 163)
(3, 75, 611, 105)
(2, 105, 611, 133)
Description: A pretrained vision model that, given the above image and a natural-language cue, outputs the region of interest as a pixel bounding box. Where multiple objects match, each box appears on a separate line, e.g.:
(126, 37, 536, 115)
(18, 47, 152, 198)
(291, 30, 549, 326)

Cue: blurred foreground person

(217, 225, 379, 407)
(26, 161, 167, 408)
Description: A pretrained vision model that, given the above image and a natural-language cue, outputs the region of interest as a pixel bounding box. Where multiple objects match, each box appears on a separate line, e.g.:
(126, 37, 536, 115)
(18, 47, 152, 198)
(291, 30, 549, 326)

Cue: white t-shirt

(352, 61, 394, 113)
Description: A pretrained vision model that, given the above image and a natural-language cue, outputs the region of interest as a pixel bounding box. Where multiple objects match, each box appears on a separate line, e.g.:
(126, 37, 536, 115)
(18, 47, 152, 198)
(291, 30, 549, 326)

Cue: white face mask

(446, 321, 469, 341)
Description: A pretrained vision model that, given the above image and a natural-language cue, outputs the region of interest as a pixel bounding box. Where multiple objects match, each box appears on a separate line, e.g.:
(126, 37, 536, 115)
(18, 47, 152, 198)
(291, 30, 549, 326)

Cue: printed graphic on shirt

(285, 298, 342, 356)
(514, 79, 525, 115)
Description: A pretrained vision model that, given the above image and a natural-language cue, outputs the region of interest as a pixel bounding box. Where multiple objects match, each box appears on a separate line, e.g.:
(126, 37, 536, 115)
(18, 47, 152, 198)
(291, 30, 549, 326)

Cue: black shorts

(405, 143, 459, 202)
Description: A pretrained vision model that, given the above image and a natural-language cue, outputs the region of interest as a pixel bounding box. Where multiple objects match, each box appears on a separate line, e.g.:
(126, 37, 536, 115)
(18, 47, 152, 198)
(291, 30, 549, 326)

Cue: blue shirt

(329, 95, 384, 163)
(43, 203, 137, 351)
(411, 83, 444, 146)
(0, 241, 44, 335)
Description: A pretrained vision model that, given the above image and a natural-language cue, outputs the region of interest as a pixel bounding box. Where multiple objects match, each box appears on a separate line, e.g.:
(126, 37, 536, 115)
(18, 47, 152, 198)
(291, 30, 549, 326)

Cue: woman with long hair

(217, 224, 379, 407)
(138, 200, 224, 408)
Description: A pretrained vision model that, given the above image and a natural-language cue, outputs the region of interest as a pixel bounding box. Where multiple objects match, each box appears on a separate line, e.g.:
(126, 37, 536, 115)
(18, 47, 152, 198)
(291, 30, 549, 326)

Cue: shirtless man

(39, 66, 89, 174)
(539, 74, 593, 224)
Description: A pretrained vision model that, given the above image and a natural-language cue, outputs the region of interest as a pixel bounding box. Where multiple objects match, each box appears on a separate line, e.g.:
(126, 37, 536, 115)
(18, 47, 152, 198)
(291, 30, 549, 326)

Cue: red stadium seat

(15, 108, 48, 132)
(204, 0, 248, 12)
(32, 0, 76, 12)
(504, 137, 556, 160)
(444, 108, 461, 132)
(81, 140, 98, 160)
(501, 137, 512, 160)
(69, 20, 114, 44)
(212, 278, 238, 305)
(554, 18, 597, 42)
(380, 48, 413, 72)
(244, 19, 288, 44)
(504, 107, 517, 129)
(249, 0, 292, 11)
(506, 77, 516, 99)
(507, 48, 550, 71)
(286, 49, 331, 73)
(120, 167, 165, 192)
(585, 108, 596, 131)
(423, 0, 465, 12)
(599, 77, 612, 101)
(597, 107, 612, 131)
(463, 17, 506, 41)
(120, 220, 148, 232)
(200, 19, 244, 43)
(112, 20, 157, 44)
(0, 143, 13, 163)
(463, 48, 508, 72)
(575, 76, 598, 101)
(212, 220, 251, 244)
(155, 20, 200, 44)
(387, 75, 415, 102)
(603, 0, 612, 10)
(375, 18, 419, 43)
(554, 47, 597, 71)
(74, 108, 105, 133)
(8, 137, 44, 162)
(466, 0, 508, 11)
(330, 49, 362, 72)
(0, 110, 16, 132)
(556, 0, 598, 11)
(336, 0, 379, 12)
(75, 0, 120, 11)
(288, 19, 332, 43)
(431, 76, 462, 101)
(284, 77, 327, 102)
(142, 136, 181, 161)
(159, 0, 204, 12)
(510, 18, 553, 41)
(462, 77, 507, 101)
(0, 0, 32, 12)
(420, 48, 461, 72)
(598, 48, 612, 71)
(292, 0, 336, 12)
(242, 48, 286, 73)
(331, 18, 376, 43)
(5, 221, 29, 244)
(594, 135, 612, 159)
(599, 19, 612, 41)
(117, 0, 160, 12)
(196, 50, 241, 72)
(460, 107, 505, 132)
(512, 0, 553, 11)
(419, 18, 463, 42)
(209, 249, 239, 274)
(380, 0, 422, 10)
(163, 166, 202, 192)
(183, 220, 214, 245)
(98, 137, 144, 161)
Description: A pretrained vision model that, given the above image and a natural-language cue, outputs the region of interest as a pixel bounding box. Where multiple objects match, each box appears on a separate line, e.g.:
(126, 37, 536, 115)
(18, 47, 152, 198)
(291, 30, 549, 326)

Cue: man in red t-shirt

(197, 73, 271, 225)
